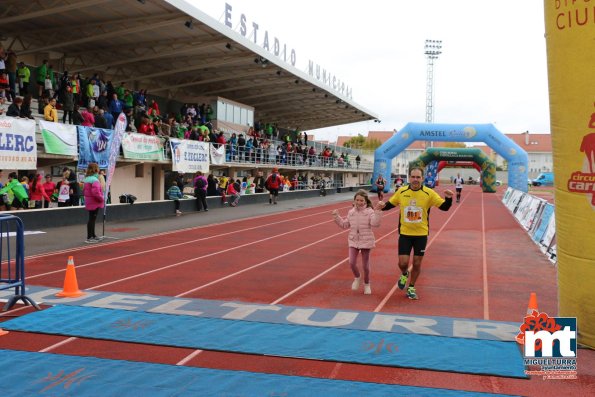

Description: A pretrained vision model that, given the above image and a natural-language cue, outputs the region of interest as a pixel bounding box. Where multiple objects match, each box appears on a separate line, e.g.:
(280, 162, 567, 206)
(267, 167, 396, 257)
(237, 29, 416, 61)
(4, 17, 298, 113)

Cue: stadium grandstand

(0, 0, 379, 205)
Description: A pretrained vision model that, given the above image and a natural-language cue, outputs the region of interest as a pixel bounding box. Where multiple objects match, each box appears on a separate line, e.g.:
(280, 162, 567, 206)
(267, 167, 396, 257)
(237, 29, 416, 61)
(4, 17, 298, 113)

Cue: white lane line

(88, 219, 335, 290)
(28, 208, 345, 279)
(25, 202, 352, 260)
(481, 191, 490, 320)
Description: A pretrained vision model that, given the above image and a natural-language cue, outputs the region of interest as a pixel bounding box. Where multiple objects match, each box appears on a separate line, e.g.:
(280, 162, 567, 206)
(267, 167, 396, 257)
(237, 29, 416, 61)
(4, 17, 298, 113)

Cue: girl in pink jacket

(333, 190, 383, 294)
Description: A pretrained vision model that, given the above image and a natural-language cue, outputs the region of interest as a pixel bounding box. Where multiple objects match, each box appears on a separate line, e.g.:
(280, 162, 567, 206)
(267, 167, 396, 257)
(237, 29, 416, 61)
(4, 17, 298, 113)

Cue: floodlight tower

(424, 39, 442, 124)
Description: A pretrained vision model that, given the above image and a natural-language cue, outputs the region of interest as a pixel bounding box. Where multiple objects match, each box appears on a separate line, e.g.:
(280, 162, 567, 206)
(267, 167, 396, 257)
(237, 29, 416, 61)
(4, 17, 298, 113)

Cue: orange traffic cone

(516, 292, 539, 344)
(56, 256, 85, 298)
(526, 292, 539, 315)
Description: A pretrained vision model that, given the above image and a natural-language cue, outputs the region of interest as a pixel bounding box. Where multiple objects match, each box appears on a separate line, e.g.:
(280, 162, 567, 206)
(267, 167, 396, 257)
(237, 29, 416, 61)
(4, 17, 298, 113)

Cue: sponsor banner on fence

(169, 138, 209, 174)
(210, 143, 225, 165)
(77, 126, 114, 170)
(39, 120, 77, 156)
(0, 117, 37, 169)
(105, 113, 127, 203)
(121, 132, 165, 161)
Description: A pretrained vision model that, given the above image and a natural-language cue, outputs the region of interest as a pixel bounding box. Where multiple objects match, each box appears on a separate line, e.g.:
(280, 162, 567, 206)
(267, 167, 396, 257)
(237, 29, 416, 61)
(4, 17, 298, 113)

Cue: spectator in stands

(16, 62, 30, 96)
(42, 174, 56, 208)
(72, 104, 84, 126)
(116, 82, 126, 99)
(70, 73, 81, 105)
(108, 93, 123, 122)
(94, 108, 108, 129)
(36, 59, 48, 98)
(193, 171, 208, 211)
(167, 182, 183, 216)
(28, 173, 50, 209)
(5, 51, 17, 102)
(138, 115, 156, 135)
(58, 71, 70, 101)
(0, 71, 9, 99)
(122, 89, 134, 110)
(80, 106, 95, 127)
(97, 90, 108, 111)
(44, 98, 58, 122)
(21, 95, 33, 119)
(47, 64, 56, 98)
(61, 86, 74, 124)
(6, 96, 23, 117)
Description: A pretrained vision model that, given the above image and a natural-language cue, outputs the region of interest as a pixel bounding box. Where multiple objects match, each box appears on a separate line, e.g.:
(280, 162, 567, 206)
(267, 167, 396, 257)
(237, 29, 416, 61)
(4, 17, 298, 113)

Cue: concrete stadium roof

(0, 0, 378, 131)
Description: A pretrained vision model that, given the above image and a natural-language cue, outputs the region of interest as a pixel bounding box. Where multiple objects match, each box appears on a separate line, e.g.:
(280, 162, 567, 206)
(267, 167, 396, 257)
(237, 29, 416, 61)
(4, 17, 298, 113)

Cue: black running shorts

(398, 234, 428, 257)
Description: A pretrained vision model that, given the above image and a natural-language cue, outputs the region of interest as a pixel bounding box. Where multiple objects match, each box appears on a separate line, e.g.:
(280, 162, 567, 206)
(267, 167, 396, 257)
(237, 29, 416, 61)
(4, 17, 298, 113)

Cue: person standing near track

(374, 174, 386, 201)
(82, 162, 104, 244)
(332, 190, 384, 295)
(378, 166, 453, 300)
(453, 173, 464, 203)
(265, 167, 281, 204)
(193, 171, 208, 212)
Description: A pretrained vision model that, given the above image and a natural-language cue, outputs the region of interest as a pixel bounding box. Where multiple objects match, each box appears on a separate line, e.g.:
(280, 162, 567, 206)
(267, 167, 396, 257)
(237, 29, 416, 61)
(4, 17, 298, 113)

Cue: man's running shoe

(406, 286, 418, 300)
(397, 272, 409, 290)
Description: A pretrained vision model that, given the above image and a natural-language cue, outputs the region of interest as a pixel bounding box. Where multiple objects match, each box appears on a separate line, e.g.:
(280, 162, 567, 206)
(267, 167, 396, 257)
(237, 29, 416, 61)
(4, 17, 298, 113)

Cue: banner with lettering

(0, 117, 37, 169)
(105, 113, 126, 202)
(39, 120, 78, 156)
(545, 0, 595, 347)
(121, 132, 165, 161)
(77, 126, 114, 170)
(169, 138, 209, 173)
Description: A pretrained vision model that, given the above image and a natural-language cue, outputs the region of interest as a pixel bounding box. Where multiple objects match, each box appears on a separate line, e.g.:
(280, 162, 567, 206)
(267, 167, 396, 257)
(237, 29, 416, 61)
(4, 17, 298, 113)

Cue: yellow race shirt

(388, 185, 445, 236)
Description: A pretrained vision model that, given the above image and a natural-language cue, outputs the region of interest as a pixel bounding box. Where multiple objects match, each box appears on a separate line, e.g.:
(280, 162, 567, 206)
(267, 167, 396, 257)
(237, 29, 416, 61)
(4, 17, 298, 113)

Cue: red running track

(1, 186, 593, 396)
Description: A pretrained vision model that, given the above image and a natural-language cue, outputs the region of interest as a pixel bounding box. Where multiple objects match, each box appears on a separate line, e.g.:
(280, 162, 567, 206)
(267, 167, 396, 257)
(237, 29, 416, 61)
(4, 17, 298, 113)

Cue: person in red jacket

(28, 173, 50, 209)
(332, 190, 384, 295)
(226, 178, 241, 207)
(265, 167, 281, 205)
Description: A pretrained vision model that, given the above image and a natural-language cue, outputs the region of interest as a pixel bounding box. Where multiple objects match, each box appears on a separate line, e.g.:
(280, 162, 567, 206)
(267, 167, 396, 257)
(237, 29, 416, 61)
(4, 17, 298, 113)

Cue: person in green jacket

(0, 172, 29, 210)
(36, 59, 48, 98)
(17, 62, 31, 95)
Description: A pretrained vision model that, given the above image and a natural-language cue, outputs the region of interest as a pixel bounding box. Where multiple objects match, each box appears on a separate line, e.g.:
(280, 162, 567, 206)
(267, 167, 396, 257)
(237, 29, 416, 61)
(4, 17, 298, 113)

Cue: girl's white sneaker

(351, 277, 361, 291)
(364, 283, 372, 295)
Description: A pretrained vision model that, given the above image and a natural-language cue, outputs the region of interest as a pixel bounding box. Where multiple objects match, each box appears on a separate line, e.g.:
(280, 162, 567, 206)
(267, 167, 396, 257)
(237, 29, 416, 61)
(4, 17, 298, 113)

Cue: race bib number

(404, 206, 423, 223)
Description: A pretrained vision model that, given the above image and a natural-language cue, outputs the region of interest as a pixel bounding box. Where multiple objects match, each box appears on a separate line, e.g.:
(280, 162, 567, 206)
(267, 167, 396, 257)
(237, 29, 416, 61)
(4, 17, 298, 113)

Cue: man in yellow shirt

(44, 98, 58, 122)
(380, 167, 453, 299)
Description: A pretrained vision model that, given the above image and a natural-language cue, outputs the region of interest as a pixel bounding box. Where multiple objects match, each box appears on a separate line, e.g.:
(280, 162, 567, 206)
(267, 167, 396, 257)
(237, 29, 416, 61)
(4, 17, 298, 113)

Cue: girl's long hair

(354, 189, 373, 208)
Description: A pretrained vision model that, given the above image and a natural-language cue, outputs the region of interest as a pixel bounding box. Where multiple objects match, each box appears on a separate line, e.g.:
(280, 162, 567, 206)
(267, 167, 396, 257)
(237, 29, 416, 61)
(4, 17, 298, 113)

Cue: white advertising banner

(210, 143, 225, 165)
(39, 120, 78, 156)
(0, 117, 37, 169)
(121, 132, 165, 160)
(169, 138, 209, 174)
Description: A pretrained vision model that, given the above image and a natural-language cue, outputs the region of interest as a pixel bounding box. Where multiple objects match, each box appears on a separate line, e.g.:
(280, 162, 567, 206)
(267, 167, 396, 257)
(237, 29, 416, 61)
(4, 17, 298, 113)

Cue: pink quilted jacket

(334, 206, 381, 249)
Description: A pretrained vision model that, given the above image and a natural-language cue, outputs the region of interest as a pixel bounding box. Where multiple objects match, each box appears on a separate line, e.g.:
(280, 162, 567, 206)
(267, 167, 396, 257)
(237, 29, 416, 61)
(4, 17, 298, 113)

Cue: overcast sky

(194, 0, 550, 142)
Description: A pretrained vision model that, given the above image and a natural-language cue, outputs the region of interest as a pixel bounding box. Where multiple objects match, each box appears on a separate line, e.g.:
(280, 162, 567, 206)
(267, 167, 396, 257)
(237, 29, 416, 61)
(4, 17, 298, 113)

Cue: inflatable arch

(372, 123, 529, 192)
(409, 148, 498, 192)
